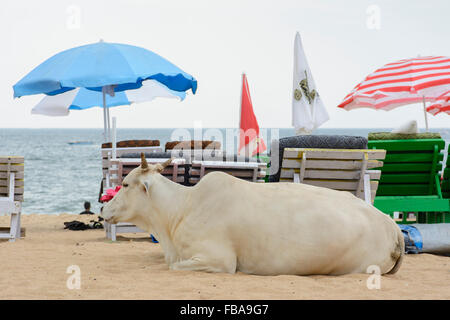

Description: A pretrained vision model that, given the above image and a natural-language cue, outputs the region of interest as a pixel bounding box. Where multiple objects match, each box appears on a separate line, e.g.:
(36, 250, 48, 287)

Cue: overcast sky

(1, 0, 449, 129)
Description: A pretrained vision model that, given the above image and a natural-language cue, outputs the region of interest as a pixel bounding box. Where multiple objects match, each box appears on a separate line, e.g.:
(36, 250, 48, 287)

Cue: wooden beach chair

(165, 140, 224, 164)
(101, 140, 162, 189)
(279, 148, 386, 204)
(103, 157, 186, 241)
(0, 156, 24, 242)
(108, 157, 186, 186)
(368, 136, 450, 223)
(189, 160, 267, 185)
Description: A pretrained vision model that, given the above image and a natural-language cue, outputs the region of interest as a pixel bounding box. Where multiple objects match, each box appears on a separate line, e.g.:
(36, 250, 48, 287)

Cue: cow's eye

(123, 183, 129, 188)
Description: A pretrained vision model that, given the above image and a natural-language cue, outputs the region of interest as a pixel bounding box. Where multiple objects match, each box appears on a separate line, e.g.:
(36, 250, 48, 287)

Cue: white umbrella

(32, 79, 185, 141)
(292, 32, 329, 135)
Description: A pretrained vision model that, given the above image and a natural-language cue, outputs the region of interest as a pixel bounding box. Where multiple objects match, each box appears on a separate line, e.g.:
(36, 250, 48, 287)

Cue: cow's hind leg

(170, 254, 236, 274)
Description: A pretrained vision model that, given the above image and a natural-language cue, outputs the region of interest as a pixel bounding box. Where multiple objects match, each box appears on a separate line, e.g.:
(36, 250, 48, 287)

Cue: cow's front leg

(169, 254, 236, 274)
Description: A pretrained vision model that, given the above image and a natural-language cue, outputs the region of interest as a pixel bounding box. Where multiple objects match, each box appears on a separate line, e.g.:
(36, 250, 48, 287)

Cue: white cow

(101, 154, 404, 276)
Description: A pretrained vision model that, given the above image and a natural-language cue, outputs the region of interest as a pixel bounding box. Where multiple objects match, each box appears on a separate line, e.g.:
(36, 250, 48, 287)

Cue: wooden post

(299, 152, 306, 183)
(356, 152, 369, 200)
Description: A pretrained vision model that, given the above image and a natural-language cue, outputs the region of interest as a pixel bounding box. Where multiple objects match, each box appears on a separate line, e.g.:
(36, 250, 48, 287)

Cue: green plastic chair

(368, 137, 450, 224)
(442, 146, 450, 205)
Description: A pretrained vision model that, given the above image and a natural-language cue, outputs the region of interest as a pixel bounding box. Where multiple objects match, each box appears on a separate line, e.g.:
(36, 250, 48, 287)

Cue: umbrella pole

(106, 103, 111, 141)
(102, 88, 108, 142)
(112, 117, 117, 159)
(422, 95, 429, 132)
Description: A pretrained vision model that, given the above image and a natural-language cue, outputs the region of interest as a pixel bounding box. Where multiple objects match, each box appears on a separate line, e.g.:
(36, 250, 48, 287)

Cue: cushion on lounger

(268, 135, 368, 182)
(368, 132, 442, 140)
(165, 140, 221, 151)
(120, 152, 173, 159)
(101, 140, 160, 148)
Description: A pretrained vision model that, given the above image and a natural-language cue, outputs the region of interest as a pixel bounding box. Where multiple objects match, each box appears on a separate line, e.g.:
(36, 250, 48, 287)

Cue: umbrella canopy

(426, 91, 450, 115)
(338, 55, 450, 111)
(13, 41, 197, 141)
(338, 55, 450, 130)
(292, 32, 329, 135)
(13, 41, 197, 97)
(32, 79, 185, 116)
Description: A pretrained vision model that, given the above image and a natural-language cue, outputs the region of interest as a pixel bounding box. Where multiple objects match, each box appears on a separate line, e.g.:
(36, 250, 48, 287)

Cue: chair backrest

(280, 148, 386, 202)
(0, 156, 24, 202)
(102, 144, 163, 188)
(368, 139, 445, 196)
(443, 145, 450, 199)
(268, 135, 368, 182)
(189, 160, 267, 185)
(109, 158, 187, 186)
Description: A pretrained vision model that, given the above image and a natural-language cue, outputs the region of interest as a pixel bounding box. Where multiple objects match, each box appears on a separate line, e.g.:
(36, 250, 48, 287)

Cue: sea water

(0, 128, 448, 215)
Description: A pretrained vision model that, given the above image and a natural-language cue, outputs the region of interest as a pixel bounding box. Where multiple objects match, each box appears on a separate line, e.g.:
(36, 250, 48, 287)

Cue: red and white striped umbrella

(426, 90, 450, 115)
(338, 56, 450, 118)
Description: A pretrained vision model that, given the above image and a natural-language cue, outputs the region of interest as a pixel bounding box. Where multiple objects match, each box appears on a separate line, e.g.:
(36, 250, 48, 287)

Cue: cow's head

(101, 153, 172, 225)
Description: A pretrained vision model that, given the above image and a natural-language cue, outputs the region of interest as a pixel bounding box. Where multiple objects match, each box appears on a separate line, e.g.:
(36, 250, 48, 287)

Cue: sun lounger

(268, 135, 369, 182)
(368, 136, 450, 223)
(103, 157, 186, 241)
(165, 140, 224, 164)
(108, 157, 187, 185)
(189, 160, 267, 185)
(0, 156, 24, 242)
(165, 140, 221, 152)
(101, 140, 163, 189)
(279, 148, 385, 204)
(442, 146, 450, 203)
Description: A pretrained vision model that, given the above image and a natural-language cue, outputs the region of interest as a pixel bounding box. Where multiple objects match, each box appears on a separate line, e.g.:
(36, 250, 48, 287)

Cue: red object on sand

(100, 185, 122, 203)
(238, 73, 267, 156)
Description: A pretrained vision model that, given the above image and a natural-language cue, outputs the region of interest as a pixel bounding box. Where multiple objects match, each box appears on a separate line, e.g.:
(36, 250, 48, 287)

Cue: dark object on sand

(64, 220, 103, 231)
(150, 234, 159, 243)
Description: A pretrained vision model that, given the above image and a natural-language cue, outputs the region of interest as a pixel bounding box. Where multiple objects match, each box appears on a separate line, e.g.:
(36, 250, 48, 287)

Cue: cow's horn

(157, 158, 173, 173)
(140, 153, 149, 170)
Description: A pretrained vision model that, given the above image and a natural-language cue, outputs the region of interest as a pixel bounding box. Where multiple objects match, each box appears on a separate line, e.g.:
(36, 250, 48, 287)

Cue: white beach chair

(0, 156, 24, 242)
(103, 157, 186, 241)
(102, 144, 163, 189)
(280, 148, 386, 204)
(189, 160, 267, 185)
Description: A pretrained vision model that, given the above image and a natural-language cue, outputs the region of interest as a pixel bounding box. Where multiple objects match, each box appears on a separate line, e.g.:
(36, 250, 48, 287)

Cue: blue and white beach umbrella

(31, 79, 185, 116)
(13, 40, 197, 141)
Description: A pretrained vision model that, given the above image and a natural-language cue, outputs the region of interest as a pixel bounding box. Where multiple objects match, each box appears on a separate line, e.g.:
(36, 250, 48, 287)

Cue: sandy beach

(1, 213, 449, 300)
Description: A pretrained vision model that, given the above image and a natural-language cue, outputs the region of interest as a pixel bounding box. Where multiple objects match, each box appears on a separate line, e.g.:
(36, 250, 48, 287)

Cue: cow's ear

(142, 181, 150, 193)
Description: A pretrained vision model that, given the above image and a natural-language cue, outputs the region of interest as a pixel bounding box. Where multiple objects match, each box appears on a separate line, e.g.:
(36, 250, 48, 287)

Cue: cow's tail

(386, 228, 405, 275)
